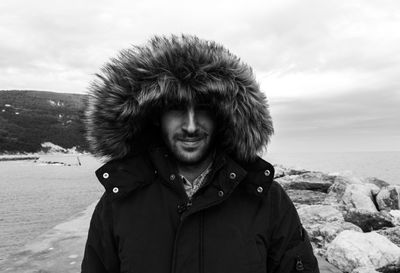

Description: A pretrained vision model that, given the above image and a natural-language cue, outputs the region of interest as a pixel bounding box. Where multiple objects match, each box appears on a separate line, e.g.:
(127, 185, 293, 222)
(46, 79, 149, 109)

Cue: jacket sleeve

(81, 194, 120, 273)
(266, 182, 320, 273)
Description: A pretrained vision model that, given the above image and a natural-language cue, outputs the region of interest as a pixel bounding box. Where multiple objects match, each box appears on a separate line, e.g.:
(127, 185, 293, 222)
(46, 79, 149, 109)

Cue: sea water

(264, 151, 400, 185)
(0, 155, 103, 262)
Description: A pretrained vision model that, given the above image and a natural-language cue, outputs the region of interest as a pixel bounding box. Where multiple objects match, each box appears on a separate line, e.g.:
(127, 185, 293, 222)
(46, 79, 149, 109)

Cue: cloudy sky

(1, 0, 399, 153)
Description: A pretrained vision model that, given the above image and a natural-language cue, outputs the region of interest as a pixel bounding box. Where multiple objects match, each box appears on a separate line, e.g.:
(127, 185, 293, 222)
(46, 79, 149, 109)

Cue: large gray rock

(273, 164, 309, 178)
(327, 176, 385, 204)
(343, 209, 394, 232)
(341, 184, 380, 212)
(377, 264, 400, 273)
(298, 205, 362, 252)
(326, 230, 400, 273)
(363, 177, 390, 188)
(273, 165, 286, 178)
(377, 226, 400, 248)
(328, 175, 366, 200)
(275, 172, 335, 192)
(376, 186, 400, 211)
(389, 210, 400, 226)
(352, 267, 379, 273)
(298, 205, 344, 223)
(316, 222, 362, 244)
(285, 189, 328, 205)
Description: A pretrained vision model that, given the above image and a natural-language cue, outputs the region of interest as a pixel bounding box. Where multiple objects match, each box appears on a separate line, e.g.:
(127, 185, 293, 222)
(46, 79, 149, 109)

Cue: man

(82, 35, 319, 273)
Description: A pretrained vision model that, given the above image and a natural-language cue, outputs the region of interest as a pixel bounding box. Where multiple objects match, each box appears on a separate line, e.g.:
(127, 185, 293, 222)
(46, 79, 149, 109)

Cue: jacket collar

(95, 146, 275, 201)
(95, 155, 155, 200)
(239, 156, 275, 197)
(149, 147, 277, 200)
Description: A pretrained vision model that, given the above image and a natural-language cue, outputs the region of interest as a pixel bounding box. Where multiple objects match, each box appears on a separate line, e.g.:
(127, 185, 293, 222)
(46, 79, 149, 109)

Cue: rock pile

(274, 165, 400, 273)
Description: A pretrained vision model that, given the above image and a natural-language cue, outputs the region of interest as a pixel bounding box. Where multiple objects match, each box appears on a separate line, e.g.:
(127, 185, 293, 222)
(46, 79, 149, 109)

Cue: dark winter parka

(82, 35, 319, 273)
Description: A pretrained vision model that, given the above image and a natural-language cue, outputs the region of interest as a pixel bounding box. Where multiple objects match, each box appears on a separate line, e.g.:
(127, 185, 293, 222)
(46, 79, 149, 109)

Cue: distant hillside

(0, 90, 89, 154)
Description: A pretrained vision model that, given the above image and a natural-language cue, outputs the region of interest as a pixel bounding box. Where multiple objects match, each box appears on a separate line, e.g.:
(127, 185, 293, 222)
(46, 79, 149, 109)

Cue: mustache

(174, 131, 209, 140)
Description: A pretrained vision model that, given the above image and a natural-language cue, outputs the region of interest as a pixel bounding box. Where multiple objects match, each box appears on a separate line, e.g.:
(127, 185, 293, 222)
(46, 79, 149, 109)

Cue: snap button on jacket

(81, 149, 319, 273)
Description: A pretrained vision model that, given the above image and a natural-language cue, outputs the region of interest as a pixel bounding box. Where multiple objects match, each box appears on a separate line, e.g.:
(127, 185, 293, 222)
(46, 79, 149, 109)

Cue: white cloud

(1, 0, 399, 94)
(1, 0, 400, 151)
(260, 64, 400, 99)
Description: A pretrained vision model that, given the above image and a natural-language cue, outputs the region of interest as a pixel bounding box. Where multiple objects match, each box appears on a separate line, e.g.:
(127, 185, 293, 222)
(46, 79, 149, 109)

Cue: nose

(183, 106, 198, 133)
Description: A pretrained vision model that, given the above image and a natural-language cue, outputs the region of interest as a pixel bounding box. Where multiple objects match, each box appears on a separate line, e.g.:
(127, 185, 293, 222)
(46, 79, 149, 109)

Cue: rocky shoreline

(275, 165, 400, 273)
(1, 164, 399, 273)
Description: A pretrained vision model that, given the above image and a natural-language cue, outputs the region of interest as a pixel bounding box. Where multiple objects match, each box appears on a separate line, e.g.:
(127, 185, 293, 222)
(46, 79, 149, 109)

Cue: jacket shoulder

(95, 154, 155, 200)
(236, 156, 276, 197)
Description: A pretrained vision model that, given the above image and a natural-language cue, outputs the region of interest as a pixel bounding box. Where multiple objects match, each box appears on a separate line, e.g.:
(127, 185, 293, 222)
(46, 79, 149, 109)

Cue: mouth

(176, 136, 206, 147)
(178, 137, 203, 142)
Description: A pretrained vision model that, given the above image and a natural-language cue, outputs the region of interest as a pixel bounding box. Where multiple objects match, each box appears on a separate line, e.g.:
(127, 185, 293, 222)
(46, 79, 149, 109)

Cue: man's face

(160, 104, 216, 166)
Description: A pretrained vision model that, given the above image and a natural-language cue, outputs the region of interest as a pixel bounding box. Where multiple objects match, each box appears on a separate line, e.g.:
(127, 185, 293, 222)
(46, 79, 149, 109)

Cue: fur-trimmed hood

(85, 34, 273, 162)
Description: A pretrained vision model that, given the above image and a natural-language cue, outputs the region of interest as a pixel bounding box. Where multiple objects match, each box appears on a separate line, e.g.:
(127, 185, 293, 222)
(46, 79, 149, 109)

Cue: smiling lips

(177, 136, 206, 148)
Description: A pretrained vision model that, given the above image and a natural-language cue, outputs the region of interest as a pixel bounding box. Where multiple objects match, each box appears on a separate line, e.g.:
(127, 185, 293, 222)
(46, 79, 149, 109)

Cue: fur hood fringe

(85, 34, 273, 162)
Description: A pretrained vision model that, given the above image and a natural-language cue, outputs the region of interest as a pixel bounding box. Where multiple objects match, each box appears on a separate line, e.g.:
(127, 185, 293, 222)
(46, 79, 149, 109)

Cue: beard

(163, 130, 215, 166)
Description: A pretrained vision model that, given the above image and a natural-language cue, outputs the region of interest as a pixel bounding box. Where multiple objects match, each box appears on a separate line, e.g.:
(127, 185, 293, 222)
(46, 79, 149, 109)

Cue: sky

(1, 0, 399, 153)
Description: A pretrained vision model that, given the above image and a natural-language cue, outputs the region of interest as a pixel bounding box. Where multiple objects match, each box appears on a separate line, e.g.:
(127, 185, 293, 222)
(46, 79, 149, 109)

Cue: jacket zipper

(199, 211, 204, 273)
(171, 179, 192, 273)
(170, 159, 235, 273)
(177, 200, 192, 218)
(171, 217, 183, 273)
(171, 204, 207, 273)
(171, 190, 236, 273)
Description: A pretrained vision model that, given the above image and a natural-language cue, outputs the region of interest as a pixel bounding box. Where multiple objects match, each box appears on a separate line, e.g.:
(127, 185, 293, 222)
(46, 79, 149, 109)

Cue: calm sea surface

(264, 151, 400, 185)
(0, 155, 103, 262)
(1, 151, 399, 261)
